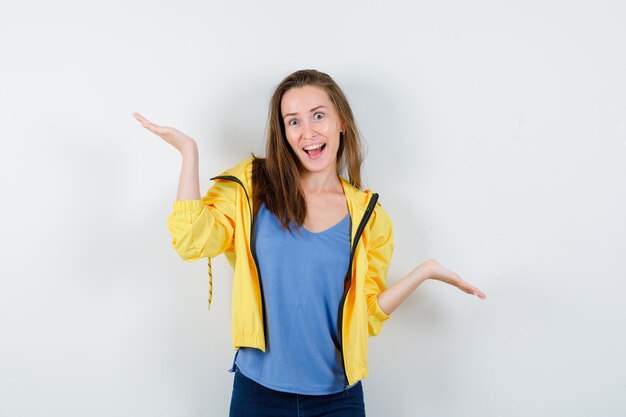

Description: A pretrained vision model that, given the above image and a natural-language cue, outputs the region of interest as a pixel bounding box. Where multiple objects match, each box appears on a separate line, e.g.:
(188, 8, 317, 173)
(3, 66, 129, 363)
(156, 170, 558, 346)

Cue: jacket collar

(216, 156, 374, 225)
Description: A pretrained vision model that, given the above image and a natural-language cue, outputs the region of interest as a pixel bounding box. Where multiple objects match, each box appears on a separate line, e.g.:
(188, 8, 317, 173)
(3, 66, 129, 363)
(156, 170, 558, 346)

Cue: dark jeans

(229, 367, 366, 417)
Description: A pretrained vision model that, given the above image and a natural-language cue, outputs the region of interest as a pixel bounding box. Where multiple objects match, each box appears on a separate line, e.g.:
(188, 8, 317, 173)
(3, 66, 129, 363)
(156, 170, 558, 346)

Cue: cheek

(324, 123, 341, 143)
(285, 132, 299, 152)
(317, 122, 336, 137)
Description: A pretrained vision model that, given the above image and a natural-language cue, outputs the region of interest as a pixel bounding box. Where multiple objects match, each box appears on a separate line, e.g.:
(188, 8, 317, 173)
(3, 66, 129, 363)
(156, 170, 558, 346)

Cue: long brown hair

(252, 69, 364, 231)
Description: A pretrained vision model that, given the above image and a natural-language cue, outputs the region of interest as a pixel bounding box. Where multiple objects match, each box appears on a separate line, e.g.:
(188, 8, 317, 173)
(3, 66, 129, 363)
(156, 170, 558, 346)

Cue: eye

(313, 112, 324, 120)
(288, 119, 299, 126)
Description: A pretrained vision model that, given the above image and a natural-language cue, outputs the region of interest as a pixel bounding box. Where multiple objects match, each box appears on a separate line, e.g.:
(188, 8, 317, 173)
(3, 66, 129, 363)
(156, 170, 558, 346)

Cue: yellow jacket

(166, 157, 393, 387)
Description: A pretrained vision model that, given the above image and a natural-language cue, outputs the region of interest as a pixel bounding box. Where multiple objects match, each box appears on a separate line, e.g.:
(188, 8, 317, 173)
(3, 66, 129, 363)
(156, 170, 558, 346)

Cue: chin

(299, 159, 338, 176)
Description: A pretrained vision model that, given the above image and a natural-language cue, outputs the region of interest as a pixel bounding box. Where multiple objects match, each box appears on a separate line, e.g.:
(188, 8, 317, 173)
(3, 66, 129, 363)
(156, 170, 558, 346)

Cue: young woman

(133, 69, 486, 417)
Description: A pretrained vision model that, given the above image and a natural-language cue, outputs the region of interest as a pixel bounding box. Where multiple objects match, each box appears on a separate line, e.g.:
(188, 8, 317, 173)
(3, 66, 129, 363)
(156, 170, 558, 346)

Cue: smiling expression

(281, 85, 344, 176)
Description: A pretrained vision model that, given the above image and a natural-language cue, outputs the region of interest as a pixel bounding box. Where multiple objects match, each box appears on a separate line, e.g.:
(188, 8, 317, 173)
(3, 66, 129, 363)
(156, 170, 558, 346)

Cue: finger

(459, 281, 486, 300)
(470, 286, 487, 300)
(132, 112, 148, 125)
(135, 115, 168, 136)
(132, 112, 158, 130)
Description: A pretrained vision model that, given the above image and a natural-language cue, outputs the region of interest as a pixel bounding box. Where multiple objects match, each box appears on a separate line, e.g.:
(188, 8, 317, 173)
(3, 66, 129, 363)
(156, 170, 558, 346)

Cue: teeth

(304, 143, 324, 151)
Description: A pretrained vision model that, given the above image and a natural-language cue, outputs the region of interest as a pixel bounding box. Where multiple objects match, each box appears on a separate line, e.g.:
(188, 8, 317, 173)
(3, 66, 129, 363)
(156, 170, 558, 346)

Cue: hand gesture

(132, 112, 197, 153)
(423, 259, 487, 299)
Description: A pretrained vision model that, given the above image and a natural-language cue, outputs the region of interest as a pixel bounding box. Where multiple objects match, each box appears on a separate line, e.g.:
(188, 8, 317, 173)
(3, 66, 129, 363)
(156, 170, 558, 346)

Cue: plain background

(1, 1, 625, 416)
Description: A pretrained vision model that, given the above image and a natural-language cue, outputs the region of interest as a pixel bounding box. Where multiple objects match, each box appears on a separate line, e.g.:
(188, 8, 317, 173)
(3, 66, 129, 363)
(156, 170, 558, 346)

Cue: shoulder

(210, 156, 256, 190)
(213, 156, 255, 179)
(341, 178, 390, 216)
(340, 178, 374, 209)
(340, 177, 392, 233)
(371, 201, 392, 231)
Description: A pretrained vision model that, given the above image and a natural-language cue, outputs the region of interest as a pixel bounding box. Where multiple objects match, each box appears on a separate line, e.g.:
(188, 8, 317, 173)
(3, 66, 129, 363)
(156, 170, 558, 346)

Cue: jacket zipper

(337, 192, 379, 388)
(210, 175, 268, 342)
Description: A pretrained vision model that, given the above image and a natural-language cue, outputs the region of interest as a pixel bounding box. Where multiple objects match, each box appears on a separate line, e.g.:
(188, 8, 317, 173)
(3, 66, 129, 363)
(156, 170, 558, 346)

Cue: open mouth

(304, 143, 326, 159)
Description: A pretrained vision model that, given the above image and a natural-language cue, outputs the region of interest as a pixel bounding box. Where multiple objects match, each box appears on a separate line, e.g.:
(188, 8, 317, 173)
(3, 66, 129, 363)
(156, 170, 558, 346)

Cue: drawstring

(207, 257, 213, 310)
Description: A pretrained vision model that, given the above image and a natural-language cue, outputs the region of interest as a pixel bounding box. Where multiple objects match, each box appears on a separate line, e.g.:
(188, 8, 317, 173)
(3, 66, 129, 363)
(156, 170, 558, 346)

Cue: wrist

(180, 141, 198, 156)
(411, 261, 432, 285)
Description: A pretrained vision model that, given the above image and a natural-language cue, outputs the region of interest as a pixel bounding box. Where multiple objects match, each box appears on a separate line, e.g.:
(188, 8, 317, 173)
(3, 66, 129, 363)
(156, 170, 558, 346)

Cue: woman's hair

(252, 69, 364, 231)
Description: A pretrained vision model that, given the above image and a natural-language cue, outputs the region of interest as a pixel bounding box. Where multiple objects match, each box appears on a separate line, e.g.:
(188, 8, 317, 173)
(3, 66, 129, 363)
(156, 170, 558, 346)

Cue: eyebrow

(282, 105, 327, 120)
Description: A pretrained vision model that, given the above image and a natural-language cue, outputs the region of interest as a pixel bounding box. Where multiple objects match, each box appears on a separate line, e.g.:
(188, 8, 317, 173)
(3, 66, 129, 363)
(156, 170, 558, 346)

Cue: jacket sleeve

(364, 203, 394, 336)
(166, 180, 237, 261)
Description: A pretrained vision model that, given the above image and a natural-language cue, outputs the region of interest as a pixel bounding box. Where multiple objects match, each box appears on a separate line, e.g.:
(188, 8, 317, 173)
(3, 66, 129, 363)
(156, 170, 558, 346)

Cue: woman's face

(281, 85, 343, 176)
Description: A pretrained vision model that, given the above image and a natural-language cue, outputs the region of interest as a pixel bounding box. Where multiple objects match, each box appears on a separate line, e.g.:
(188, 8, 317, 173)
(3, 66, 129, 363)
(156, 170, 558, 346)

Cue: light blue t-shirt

(233, 203, 351, 395)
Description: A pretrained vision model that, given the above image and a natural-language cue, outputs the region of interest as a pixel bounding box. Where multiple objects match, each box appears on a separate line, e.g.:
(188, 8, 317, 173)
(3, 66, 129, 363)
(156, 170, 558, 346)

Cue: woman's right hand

(132, 112, 197, 153)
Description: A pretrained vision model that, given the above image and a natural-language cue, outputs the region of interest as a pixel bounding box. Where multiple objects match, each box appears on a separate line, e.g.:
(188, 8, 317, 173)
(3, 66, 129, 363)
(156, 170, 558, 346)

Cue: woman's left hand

(378, 258, 486, 315)
(419, 259, 487, 300)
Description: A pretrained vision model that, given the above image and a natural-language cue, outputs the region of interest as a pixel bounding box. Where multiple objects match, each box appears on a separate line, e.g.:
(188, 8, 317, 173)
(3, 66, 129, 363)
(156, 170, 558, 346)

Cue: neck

(299, 167, 342, 194)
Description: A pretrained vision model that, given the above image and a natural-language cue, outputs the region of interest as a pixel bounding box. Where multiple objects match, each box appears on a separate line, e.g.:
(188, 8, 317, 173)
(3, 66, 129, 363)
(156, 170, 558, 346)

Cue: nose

(302, 120, 316, 140)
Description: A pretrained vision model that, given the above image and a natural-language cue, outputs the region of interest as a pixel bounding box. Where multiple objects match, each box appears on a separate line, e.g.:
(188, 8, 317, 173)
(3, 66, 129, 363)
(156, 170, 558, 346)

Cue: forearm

(176, 144, 201, 201)
(377, 262, 432, 315)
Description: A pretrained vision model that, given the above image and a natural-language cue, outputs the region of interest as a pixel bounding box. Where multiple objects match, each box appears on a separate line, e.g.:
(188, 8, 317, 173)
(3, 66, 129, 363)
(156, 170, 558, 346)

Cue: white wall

(1, 1, 625, 416)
